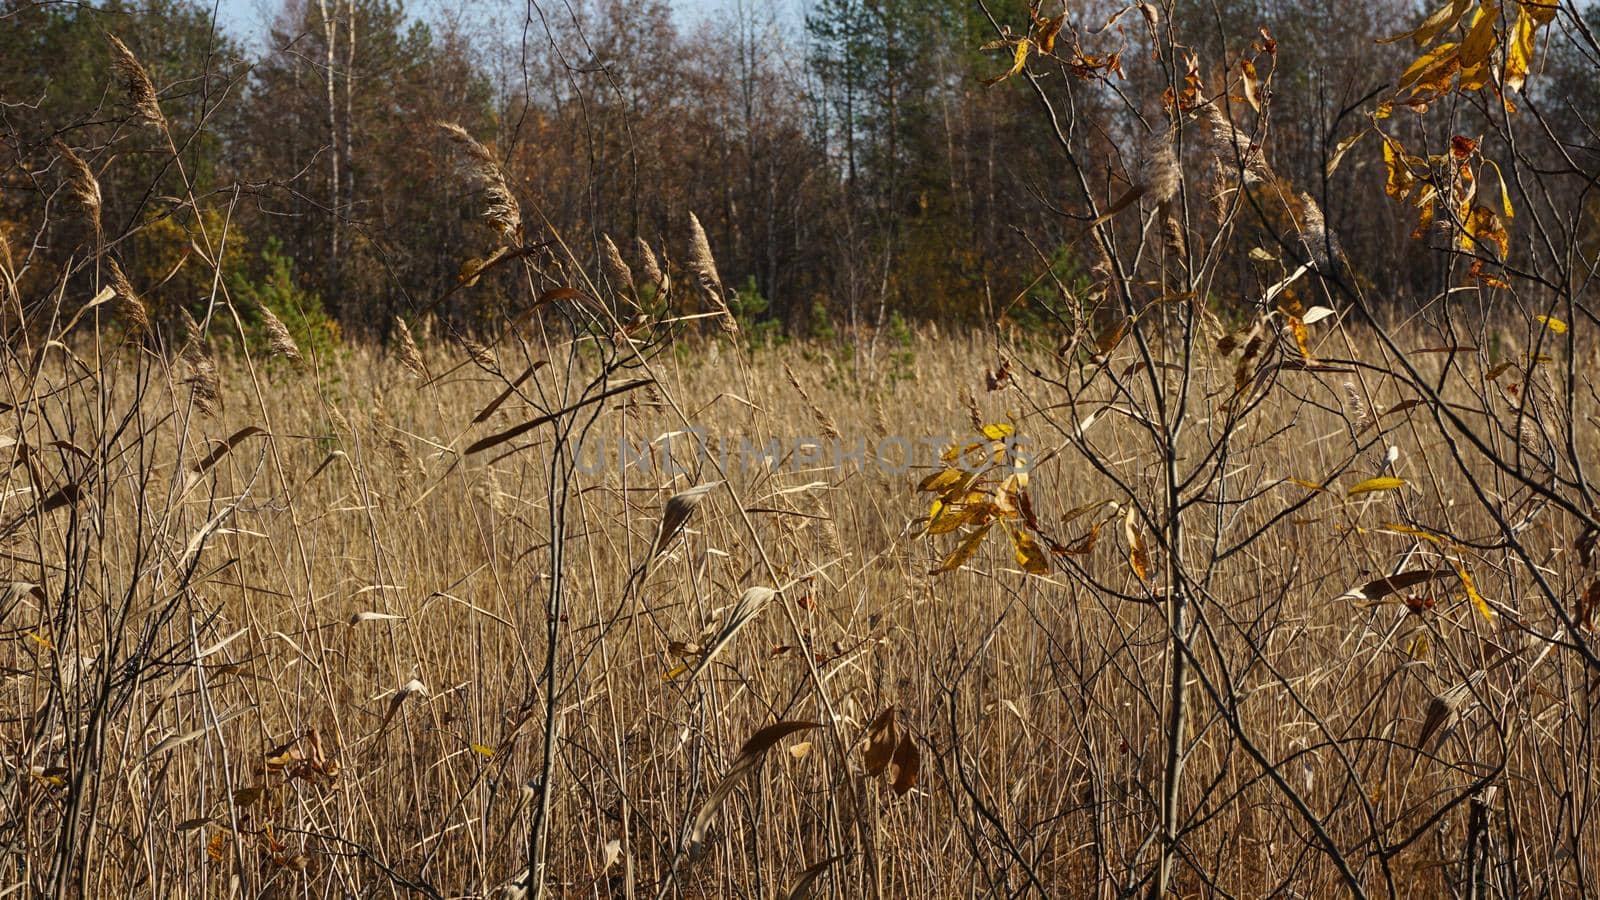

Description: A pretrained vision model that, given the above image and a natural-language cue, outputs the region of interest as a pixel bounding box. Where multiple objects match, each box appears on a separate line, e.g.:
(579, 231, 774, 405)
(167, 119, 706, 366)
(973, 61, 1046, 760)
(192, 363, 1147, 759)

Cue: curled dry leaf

(472, 362, 548, 424)
(652, 482, 720, 561)
(1416, 672, 1484, 751)
(1341, 568, 1455, 603)
(890, 733, 920, 796)
(863, 707, 896, 776)
(1577, 578, 1599, 631)
(266, 727, 340, 784)
(688, 721, 818, 855)
(602, 838, 622, 871)
(376, 679, 428, 735)
(1124, 507, 1151, 583)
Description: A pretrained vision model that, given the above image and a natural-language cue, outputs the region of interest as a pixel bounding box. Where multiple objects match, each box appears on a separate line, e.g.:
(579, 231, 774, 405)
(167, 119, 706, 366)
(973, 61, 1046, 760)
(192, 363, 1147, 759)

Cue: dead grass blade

(145, 707, 248, 758)
(683, 586, 777, 682)
(783, 854, 847, 900)
(376, 679, 428, 737)
(466, 379, 653, 456)
(472, 362, 548, 424)
(688, 721, 818, 854)
(190, 426, 265, 476)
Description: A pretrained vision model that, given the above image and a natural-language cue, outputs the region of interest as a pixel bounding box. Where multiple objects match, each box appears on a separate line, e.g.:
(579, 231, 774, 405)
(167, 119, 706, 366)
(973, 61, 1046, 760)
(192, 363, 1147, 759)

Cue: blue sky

(204, 0, 804, 48)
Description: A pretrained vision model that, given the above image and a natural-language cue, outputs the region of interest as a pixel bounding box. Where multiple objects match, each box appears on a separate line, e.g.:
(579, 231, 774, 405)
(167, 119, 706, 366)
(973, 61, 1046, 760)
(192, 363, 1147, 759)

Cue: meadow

(3, 307, 1595, 897)
(6, 2, 1599, 894)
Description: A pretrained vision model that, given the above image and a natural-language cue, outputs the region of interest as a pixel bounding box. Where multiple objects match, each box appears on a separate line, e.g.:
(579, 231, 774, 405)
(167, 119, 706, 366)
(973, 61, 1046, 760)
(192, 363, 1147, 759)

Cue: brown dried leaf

(863, 707, 896, 776)
(890, 733, 920, 796)
(1343, 568, 1455, 602)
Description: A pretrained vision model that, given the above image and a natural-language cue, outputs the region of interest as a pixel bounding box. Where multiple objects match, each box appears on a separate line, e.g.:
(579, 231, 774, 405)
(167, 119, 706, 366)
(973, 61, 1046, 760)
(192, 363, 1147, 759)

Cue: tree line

(2, 0, 1597, 345)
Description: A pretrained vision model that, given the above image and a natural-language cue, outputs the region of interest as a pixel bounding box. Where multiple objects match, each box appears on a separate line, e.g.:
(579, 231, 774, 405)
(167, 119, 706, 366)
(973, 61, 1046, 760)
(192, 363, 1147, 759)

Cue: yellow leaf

(1458, 60, 1492, 91)
(1379, 522, 1445, 544)
(1288, 316, 1314, 361)
(1504, 5, 1538, 91)
(470, 743, 496, 758)
(1519, 0, 1556, 25)
(1453, 561, 1496, 620)
(1035, 13, 1065, 54)
(1005, 521, 1050, 575)
(1535, 315, 1567, 334)
(1411, 195, 1437, 240)
(917, 468, 964, 493)
(1398, 42, 1460, 93)
(1123, 507, 1151, 583)
(983, 39, 1032, 86)
(979, 423, 1015, 440)
(928, 501, 993, 535)
(931, 522, 994, 574)
(1379, 0, 1473, 45)
(1485, 160, 1514, 218)
(1461, 205, 1509, 259)
(1347, 476, 1406, 496)
(1382, 135, 1416, 201)
(1288, 478, 1329, 492)
(1458, 0, 1500, 68)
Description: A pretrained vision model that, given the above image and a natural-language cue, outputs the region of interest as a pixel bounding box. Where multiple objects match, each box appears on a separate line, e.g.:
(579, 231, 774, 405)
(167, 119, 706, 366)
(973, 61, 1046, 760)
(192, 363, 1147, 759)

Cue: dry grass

(2, 317, 1595, 897)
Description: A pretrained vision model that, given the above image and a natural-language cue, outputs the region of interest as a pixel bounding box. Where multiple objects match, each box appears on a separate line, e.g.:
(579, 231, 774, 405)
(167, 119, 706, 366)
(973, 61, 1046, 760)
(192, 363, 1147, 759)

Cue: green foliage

(730, 277, 785, 348)
(885, 309, 916, 383)
(229, 237, 341, 362)
(807, 298, 838, 344)
(0, 0, 244, 225)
